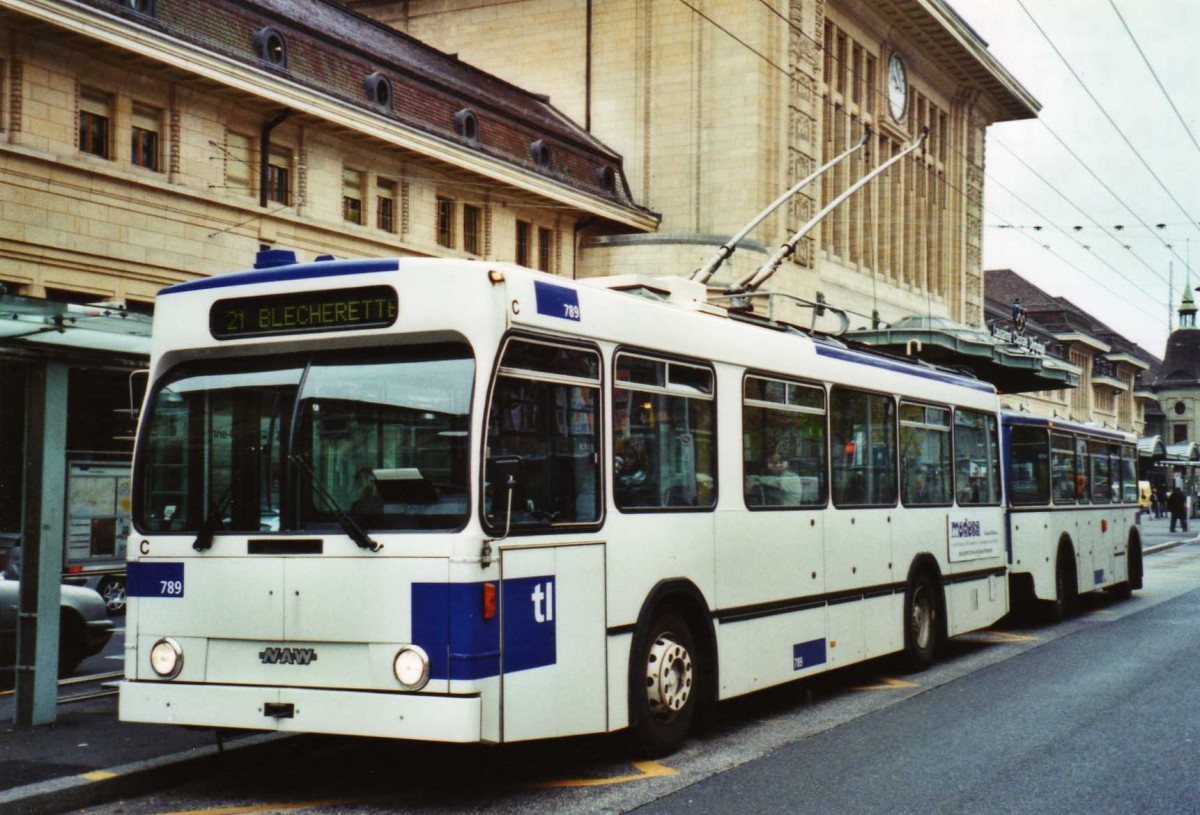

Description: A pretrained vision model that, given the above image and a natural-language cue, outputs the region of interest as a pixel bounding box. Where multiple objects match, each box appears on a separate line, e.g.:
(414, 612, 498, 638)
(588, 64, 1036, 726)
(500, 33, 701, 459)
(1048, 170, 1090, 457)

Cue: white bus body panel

(499, 543, 607, 742)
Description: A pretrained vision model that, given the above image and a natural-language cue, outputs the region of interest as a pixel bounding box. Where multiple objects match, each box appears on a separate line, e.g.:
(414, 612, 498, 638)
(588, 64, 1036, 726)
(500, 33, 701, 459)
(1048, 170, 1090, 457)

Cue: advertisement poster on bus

(946, 510, 1002, 562)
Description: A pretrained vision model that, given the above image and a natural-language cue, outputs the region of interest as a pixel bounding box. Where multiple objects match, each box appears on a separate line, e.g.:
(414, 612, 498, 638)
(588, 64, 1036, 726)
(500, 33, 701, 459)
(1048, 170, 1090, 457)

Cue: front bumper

(120, 681, 482, 742)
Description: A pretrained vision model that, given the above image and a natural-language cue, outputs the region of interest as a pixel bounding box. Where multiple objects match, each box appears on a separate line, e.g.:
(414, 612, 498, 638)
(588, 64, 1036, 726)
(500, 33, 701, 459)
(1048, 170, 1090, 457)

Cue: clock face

(888, 53, 907, 120)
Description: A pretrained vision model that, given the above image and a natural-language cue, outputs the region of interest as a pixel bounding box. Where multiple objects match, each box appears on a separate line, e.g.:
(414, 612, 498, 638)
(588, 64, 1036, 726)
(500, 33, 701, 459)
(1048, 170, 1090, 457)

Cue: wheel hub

(646, 633, 693, 717)
(911, 587, 932, 650)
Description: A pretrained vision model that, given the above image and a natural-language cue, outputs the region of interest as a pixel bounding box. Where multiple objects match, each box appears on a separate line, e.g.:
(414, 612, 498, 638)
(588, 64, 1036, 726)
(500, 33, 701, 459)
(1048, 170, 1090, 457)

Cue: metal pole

(731, 130, 927, 295)
(692, 128, 872, 285)
(15, 361, 68, 726)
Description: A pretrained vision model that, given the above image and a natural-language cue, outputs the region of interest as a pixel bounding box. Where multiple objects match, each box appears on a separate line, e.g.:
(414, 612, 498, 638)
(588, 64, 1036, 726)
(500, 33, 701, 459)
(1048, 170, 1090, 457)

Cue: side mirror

(489, 456, 521, 491)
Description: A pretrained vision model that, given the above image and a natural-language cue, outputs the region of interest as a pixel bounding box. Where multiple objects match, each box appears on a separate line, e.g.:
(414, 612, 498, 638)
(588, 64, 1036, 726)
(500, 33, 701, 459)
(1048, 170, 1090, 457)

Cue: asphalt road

(637, 582, 1200, 814)
(67, 541, 1200, 815)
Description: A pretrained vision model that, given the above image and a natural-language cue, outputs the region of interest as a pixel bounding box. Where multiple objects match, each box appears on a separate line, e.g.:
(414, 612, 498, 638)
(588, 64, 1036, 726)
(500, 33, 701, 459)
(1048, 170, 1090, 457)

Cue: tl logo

(259, 647, 318, 666)
(531, 580, 554, 623)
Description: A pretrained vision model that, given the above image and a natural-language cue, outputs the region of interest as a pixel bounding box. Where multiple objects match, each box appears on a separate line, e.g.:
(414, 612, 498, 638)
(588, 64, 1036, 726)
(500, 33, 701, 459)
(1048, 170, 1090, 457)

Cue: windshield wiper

(288, 455, 382, 552)
(193, 484, 234, 552)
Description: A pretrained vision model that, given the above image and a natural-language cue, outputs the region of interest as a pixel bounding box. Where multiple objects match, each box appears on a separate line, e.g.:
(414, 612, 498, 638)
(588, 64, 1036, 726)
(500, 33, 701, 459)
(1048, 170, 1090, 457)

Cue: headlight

(149, 637, 183, 679)
(393, 645, 430, 690)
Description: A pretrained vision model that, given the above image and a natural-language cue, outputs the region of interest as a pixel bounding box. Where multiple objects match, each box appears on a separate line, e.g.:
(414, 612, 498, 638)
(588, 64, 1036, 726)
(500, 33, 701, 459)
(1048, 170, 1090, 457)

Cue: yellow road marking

(853, 676, 919, 691)
(983, 630, 1040, 642)
(79, 771, 118, 782)
(532, 760, 677, 788)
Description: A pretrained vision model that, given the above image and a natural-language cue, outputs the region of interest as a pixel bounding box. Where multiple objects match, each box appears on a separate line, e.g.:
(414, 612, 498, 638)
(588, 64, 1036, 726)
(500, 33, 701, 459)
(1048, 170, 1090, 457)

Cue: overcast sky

(950, 0, 1199, 359)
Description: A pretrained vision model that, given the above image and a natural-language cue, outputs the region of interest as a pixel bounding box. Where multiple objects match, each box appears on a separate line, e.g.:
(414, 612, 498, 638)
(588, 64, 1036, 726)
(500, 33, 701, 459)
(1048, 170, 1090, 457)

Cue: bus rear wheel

(630, 610, 698, 757)
(1044, 551, 1076, 622)
(903, 572, 939, 671)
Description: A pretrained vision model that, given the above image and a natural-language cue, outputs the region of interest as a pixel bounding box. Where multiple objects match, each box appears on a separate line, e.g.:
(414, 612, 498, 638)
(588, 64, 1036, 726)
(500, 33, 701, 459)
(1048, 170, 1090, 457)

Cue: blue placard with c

(534, 281, 581, 322)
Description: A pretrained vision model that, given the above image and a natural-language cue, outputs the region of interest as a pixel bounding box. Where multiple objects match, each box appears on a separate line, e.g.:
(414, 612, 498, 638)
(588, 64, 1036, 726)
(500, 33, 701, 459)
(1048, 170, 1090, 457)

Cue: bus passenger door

(824, 509, 892, 665)
(500, 543, 606, 742)
(715, 509, 824, 696)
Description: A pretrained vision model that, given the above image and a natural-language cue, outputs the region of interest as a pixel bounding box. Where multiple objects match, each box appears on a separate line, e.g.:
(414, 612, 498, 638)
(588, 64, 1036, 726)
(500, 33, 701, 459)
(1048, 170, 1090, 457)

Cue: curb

(1145, 534, 1200, 556)
(0, 731, 291, 815)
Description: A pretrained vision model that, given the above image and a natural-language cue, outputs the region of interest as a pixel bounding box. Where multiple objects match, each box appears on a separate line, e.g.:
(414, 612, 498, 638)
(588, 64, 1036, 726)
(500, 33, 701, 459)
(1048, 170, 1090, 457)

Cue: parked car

(3, 543, 126, 616)
(0, 574, 114, 677)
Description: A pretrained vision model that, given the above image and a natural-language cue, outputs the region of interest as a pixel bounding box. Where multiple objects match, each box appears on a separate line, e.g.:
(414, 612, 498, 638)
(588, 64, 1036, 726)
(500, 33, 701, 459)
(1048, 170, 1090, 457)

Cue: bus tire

(1044, 547, 1076, 622)
(903, 571, 940, 671)
(630, 610, 699, 757)
(1110, 540, 1142, 601)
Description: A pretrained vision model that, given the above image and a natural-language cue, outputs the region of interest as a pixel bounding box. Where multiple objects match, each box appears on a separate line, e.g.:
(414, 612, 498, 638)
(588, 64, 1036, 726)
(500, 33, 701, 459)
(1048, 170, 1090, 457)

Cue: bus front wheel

(903, 572, 940, 671)
(630, 610, 698, 757)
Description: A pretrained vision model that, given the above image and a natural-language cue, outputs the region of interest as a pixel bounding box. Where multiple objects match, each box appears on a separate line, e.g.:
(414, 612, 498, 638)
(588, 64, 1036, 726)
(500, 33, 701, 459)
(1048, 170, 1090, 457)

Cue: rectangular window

(485, 338, 601, 529)
(899, 403, 952, 506)
(1120, 446, 1137, 503)
(1074, 437, 1090, 505)
(463, 204, 481, 255)
(1050, 432, 1077, 504)
(831, 388, 895, 506)
(130, 104, 160, 170)
(1090, 441, 1115, 504)
(376, 178, 396, 232)
(1008, 426, 1049, 505)
(537, 227, 553, 272)
(436, 196, 455, 248)
(79, 87, 110, 158)
(342, 168, 363, 224)
(614, 354, 715, 510)
(953, 410, 1000, 505)
(743, 376, 826, 508)
(516, 220, 532, 267)
(267, 146, 291, 206)
(137, 350, 475, 535)
(1174, 423, 1188, 443)
(226, 131, 253, 196)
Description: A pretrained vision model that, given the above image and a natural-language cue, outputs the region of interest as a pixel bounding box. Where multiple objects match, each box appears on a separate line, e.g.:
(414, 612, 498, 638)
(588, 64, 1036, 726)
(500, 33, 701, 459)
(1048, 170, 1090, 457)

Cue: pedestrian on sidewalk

(1168, 486, 1188, 533)
(1151, 488, 1161, 518)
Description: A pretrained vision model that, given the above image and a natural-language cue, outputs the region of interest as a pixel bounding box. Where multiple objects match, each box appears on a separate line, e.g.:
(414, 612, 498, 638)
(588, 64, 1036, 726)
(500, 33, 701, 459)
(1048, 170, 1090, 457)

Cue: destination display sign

(210, 285, 398, 340)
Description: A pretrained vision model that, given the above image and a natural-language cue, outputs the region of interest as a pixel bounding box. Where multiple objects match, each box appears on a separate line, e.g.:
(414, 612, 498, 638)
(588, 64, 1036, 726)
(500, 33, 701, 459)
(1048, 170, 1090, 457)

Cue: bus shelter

(0, 292, 150, 726)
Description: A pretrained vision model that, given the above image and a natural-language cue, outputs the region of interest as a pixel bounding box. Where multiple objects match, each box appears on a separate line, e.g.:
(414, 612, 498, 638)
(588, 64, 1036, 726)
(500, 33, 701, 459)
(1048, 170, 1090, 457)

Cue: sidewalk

(0, 691, 286, 815)
(1136, 511, 1200, 553)
(1, 515, 1197, 815)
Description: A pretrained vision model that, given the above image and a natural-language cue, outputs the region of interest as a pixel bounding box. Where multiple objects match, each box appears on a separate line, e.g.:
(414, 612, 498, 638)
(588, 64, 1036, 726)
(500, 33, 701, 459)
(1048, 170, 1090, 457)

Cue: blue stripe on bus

(158, 259, 401, 295)
(1001, 410, 1132, 441)
(813, 345, 995, 393)
(411, 577, 556, 681)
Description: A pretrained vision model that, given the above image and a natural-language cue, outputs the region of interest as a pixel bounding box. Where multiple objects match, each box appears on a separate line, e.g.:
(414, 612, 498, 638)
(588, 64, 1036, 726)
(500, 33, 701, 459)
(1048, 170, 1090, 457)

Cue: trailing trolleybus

(121, 252, 1011, 754)
(1002, 411, 1142, 620)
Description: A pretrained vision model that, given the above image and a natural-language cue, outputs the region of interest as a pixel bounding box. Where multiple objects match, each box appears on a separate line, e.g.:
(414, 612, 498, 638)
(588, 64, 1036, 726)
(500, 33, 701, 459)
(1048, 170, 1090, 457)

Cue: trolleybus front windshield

(136, 347, 474, 535)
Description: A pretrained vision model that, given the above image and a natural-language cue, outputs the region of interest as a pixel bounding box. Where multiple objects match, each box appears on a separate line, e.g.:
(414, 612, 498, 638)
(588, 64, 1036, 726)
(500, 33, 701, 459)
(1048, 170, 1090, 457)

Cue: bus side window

(613, 354, 715, 511)
(954, 409, 1000, 505)
(484, 338, 601, 528)
(1008, 426, 1049, 505)
(743, 376, 827, 509)
(1050, 432, 1076, 504)
(830, 387, 895, 507)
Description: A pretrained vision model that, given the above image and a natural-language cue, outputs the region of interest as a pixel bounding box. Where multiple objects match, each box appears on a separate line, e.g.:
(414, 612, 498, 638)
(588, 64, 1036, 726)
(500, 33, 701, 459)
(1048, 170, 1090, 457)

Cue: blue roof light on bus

(254, 249, 298, 269)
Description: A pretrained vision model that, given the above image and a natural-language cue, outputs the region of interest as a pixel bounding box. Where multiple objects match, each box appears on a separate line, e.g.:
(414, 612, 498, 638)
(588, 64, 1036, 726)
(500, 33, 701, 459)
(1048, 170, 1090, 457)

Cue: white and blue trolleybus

(121, 252, 1011, 753)
(1002, 411, 1142, 620)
